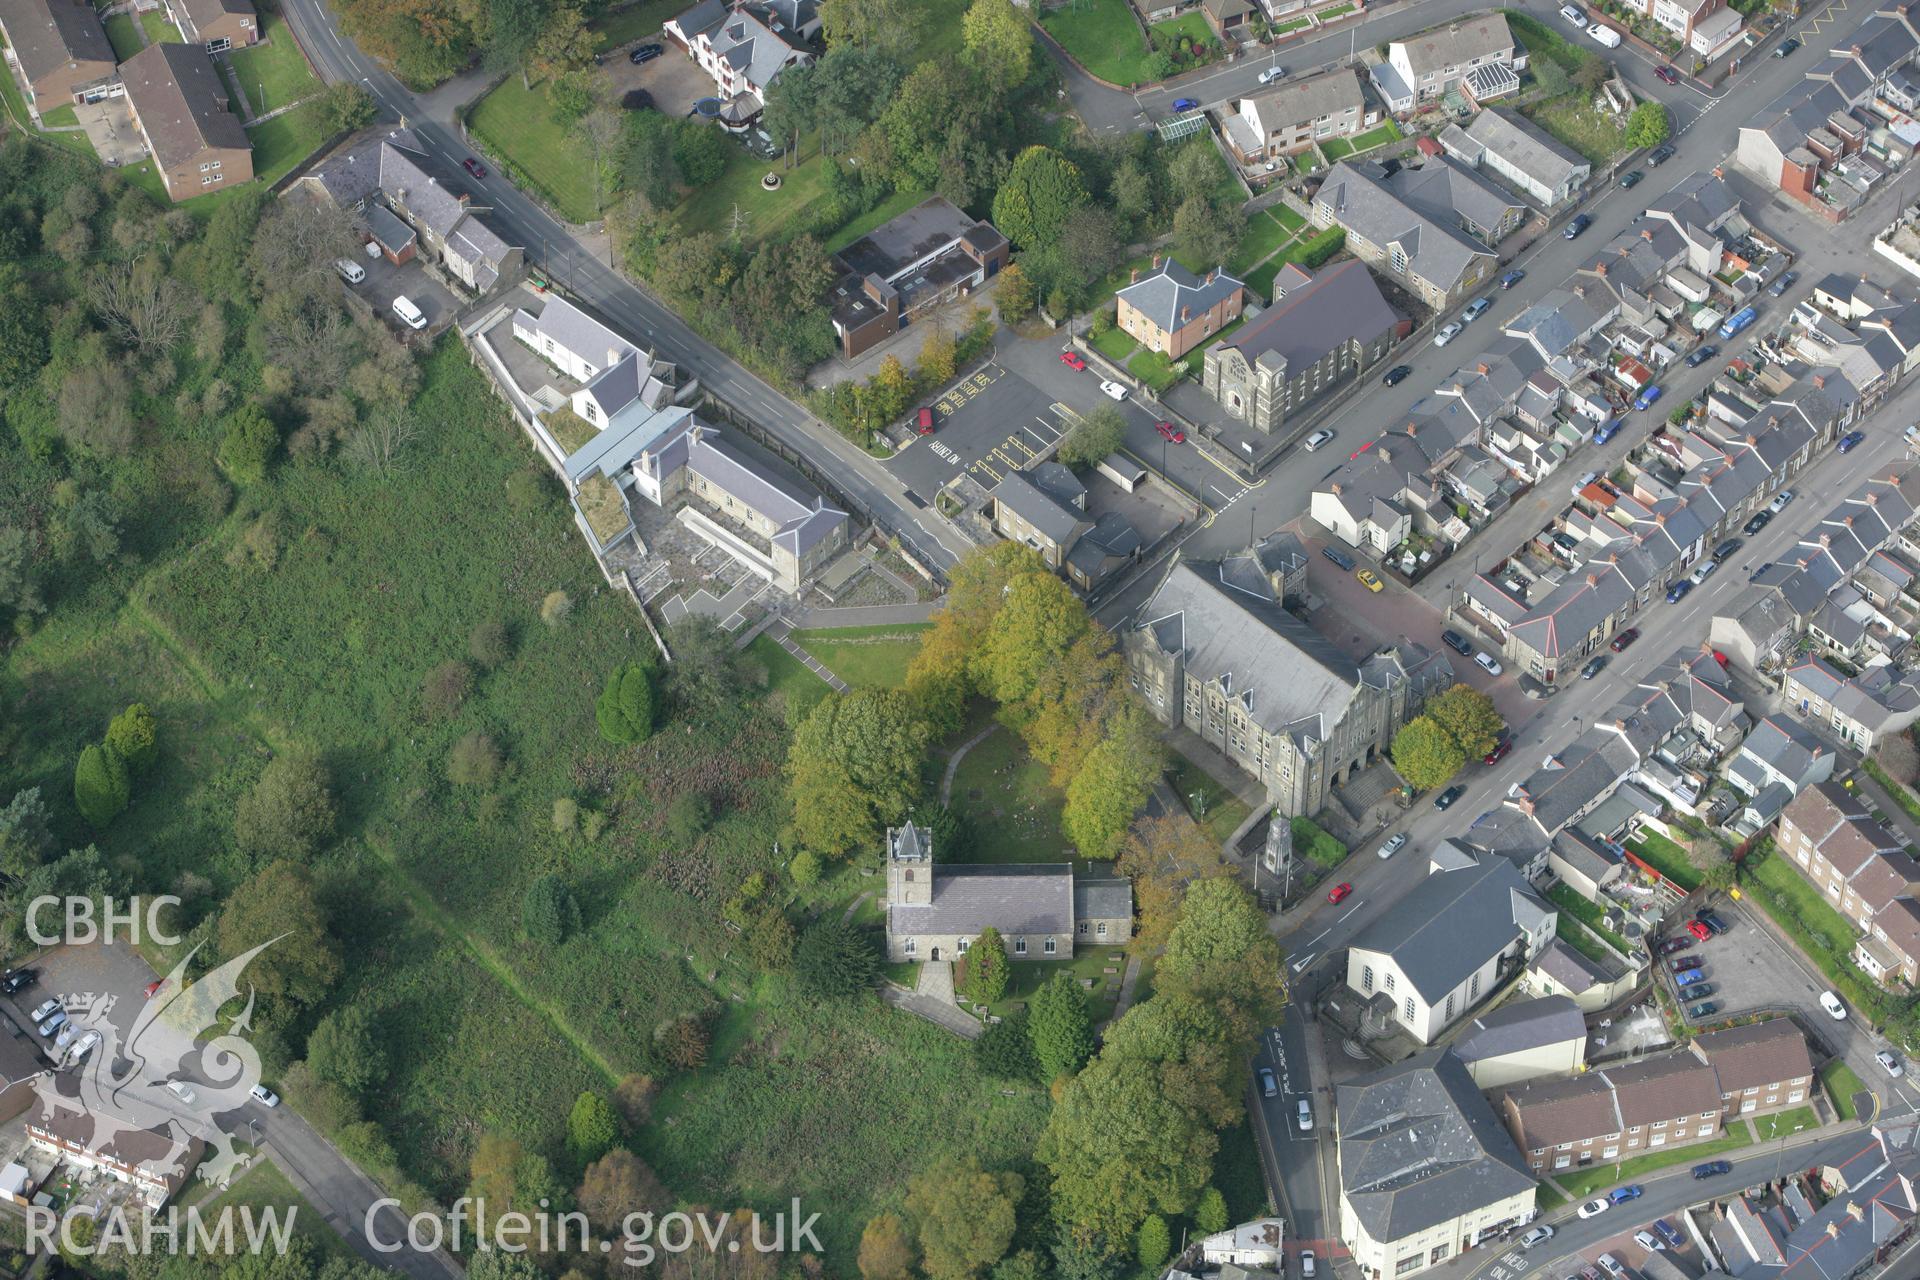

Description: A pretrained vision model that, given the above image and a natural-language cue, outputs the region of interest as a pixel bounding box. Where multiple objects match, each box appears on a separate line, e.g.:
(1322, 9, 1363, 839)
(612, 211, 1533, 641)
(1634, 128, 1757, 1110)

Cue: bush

(523, 874, 580, 946)
(665, 790, 711, 844)
(793, 919, 878, 999)
(104, 703, 158, 774)
(218, 405, 279, 485)
(448, 731, 504, 788)
(789, 847, 822, 887)
(469, 618, 511, 669)
(73, 744, 129, 829)
(306, 1003, 388, 1097)
(540, 590, 572, 626)
(567, 1090, 620, 1169)
(234, 750, 335, 859)
(595, 662, 657, 744)
(1292, 226, 1347, 269)
(1289, 816, 1347, 869)
(421, 660, 473, 720)
(974, 1014, 1039, 1081)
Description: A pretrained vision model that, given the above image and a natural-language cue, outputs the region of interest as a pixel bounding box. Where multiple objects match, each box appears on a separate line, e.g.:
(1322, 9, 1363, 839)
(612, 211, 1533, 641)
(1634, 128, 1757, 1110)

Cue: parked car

(1581, 656, 1607, 679)
(1687, 983, 1717, 998)
(166, 1079, 197, 1105)
(1462, 296, 1492, 323)
(1648, 143, 1675, 165)
(36, 1010, 65, 1038)
(1635, 1231, 1666, 1253)
(1258, 65, 1286, 84)
(1770, 489, 1796, 513)
(1172, 97, 1199, 112)
(1593, 419, 1621, 444)
(1442, 630, 1474, 655)
(1564, 213, 1593, 239)
(1744, 510, 1773, 535)
(1598, 1253, 1626, 1276)
(1327, 883, 1353, 905)
(1520, 1225, 1554, 1249)
(1304, 428, 1336, 452)
(1610, 628, 1640, 652)
(1655, 1219, 1683, 1248)
(1768, 270, 1799, 298)
(53, 1024, 74, 1051)
(69, 1030, 99, 1062)
(1433, 785, 1465, 810)
(0, 970, 34, 995)
(1838, 429, 1867, 453)
(1656, 936, 1689, 955)
(1571, 469, 1599, 496)
(628, 42, 663, 63)
(1501, 269, 1526, 289)
(1379, 833, 1408, 859)
(1666, 579, 1694, 603)
(1258, 1067, 1279, 1097)
(1382, 364, 1413, 386)
(1820, 990, 1848, 1020)
(1098, 379, 1127, 401)
(1687, 919, 1712, 941)
(1879, 1050, 1905, 1077)
(462, 157, 487, 179)
(1296, 1099, 1313, 1131)
(1634, 384, 1663, 411)
(1721, 304, 1759, 340)
(1690, 560, 1718, 586)
(1607, 1185, 1643, 1205)
(1667, 954, 1700, 972)
(1356, 568, 1384, 592)
(1484, 739, 1513, 765)
(1559, 3, 1585, 20)
(1713, 537, 1742, 561)
(29, 998, 59, 1023)
(915, 407, 935, 435)
(1694, 1160, 1733, 1179)
(1154, 420, 1185, 444)
(1619, 170, 1643, 189)
(1678, 968, 1710, 988)
(1654, 64, 1679, 84)
(1435, 322, 1463, 346)
(1323, 546, 1356, 571)
(1774, 36, 1800, 56)
(1697, 907, 1729, 934)
(1297, 1251, 1315, 1279)
(1475, 652, 1503, 676)
(1686, 343, 1720, 368)
(1577, 1199, 1610, 1219)
(1059, 350, 1086, 371)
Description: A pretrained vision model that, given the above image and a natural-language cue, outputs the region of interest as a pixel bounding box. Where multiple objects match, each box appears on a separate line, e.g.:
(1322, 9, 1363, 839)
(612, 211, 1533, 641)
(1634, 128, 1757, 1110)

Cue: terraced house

(120, 42, 253, 202)
(1126, 553, 1451, 816)
(0, 0, 115, 115)
(1777, 782, 1920, 987)
(161, 0, 257, 51)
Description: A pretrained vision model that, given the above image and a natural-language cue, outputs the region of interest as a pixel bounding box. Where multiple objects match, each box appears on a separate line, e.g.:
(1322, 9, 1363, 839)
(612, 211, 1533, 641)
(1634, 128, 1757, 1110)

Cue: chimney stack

(1131, 268, 1140, 283)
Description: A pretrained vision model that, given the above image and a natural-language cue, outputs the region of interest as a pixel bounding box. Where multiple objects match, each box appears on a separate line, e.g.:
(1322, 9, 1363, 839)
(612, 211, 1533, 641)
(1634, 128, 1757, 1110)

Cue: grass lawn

(1626, 830, 1704, 891)
(1128, 347, 1185, 392)
(789, 623, 930, 689)
(228, 14, 322, 115)
(139, 7, 180, 45)
(589, 0, 684, 50)
(103, 13, 142, 61)
(206, 1162, 353, 1260)
(1228, 208, 1302, 275)
(949, 727, 1074, 862)
(470, 76, 607, 222)
(1536, 1183, 1570, 1212)
(1554, 1124, 1754, 1198)
(1821, 1060, 1867, 1120)
(1324, 119, 1402, 161)
(1091, 326, 1138, 364)
(1751, 1105, 1819, 1141)
(1149, 13, 1215, 49)
(246, 100, 331, 184)
(1271, 203, 1307, 232)
(1167, 752, 1252, 843)
(1040, 0, 1157, 86)
(38, 103, 77, 127)
(1556, 913, 1615, 967)
(1548, 883, 1632, 954)
(826, 187, 934, 253)
(963, 948, 1126, 1022)
(674, 141, 841, 245)
(1273, 15, 1312, 35)
(746, 633, 834, 717)
(1523, 97, 1628, 166)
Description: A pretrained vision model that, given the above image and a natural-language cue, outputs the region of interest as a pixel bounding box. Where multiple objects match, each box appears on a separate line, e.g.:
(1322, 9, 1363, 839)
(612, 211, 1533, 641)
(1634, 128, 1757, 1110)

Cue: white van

(1587, 21, 1622, 47)
(334, 258, 366, 285)
(391, 295, 427, 330)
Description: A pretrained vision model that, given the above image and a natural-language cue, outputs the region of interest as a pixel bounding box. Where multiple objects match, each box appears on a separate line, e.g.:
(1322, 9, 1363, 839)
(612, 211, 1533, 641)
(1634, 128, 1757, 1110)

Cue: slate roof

(1449, 995, 1585, 1066)
(889, 865, 1074, 937)
(1347, 856, 1550, 1004)
(1391, 13, 1514, 78)
(682, 428, 848, 556)
(122, 42, 249, 170)
(1688, 1018, 1814, 1094)
(1314, 159, 1499, 295)
(1463, 108, 1588, 192)
(1236, 67, 1367, 138)
(836, 196, 1000, 283)
(703, 2, 807, 94)
(1073, 878, 1133, 922)
(992, 471, 1086, 545)
(1337, 1048, 1535, 1243)
(174, 0, 254, 35)
(0, 0, 112, 89)
(1213, 259, 1401, 373)
(1117, 259, 1246, 334)
(1530, 936, 1612, 995)
(1728, 715, 1830, 793)
(365, 204, 415, 257)
(1502, 1050, 1726, 1151)
(1771, 1121, 1920, 1278)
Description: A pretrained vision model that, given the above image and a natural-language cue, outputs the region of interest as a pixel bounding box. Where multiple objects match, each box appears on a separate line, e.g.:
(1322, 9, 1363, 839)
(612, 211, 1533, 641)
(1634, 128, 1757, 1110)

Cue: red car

(1654, 64, 1679, 85)
(1687, 920, 1713, 941)
(1327, 882, 1353, 905)
(143, 980, 166, 999)
(1155, 421, 1186, 444)
(1059, 350, 1087, 371)
(915, 407, 935, 435)
(462, 157, 488, 179)
(1610, 627, 1640, 652)
(1483, 739, 1512, 765)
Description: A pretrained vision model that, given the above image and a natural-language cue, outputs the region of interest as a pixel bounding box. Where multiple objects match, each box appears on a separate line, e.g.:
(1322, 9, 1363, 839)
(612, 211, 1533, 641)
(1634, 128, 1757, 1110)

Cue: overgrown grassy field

(948, 728, 1074, 862)
(1040, 0, 1155, 85)
(469, 77, 607, 222)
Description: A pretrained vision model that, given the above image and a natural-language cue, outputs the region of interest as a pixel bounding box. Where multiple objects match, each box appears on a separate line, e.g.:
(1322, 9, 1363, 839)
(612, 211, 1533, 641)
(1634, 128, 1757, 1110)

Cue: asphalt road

(277, 0, 974, 576)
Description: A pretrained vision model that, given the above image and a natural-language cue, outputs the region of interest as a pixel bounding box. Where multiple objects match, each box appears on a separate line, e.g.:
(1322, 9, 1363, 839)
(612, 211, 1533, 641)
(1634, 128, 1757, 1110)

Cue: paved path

(788, 601, 938, 628)
(881, 962, 983, 1039)
(839, 890, 872, 925)
(1102, 955, 1143, 1029)
(941, 723, 1001, 805)
(763, 620, 848, 692)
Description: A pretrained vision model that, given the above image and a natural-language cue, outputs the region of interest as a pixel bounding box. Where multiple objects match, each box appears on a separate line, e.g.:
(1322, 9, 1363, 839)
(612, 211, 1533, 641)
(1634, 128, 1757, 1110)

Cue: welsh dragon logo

(26, 938, 280, 1190)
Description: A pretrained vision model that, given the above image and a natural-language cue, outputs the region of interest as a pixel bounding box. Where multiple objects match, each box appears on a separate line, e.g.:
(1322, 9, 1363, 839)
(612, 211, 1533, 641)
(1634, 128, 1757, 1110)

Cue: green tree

(1425, 684, 1505, 760)
(595, 661, 657, 744)
(1192, 1187, 1229, 1235)
(1136, 1216, 1170, 1273)
(1063, 708, 1163, 860)
(961, 926, 1010, 1005)
(672, 117, 733, 185)
(218, 404, 279, 486)
(219, 861, 340, 1006)
(316, 82, 378, 134)
(918, 324, 958, 387)
(1158, 877, 1283, 1023)
(306, 1003, 388, 1096)
(1626, 101, 1670, 148)
(787, 688, 934, 857)
(103, 704, 158, 775)
(0, 788, 53, 883)
(1173, 195, 1237, 270)
(73, 745, 129, 829)
(487, 0, 550, 88)
(1168, 138, 1226, 199)
(793, 919, 878, 998)
(961, 0, 1033, 94)
(996, 261, 1036, 322)
(975, 1013, 1040, 1080)
(1058, 405, 1127, 468)
(1029, 969, 1095, 1080)
(234, 750, 336, 860)
(905, 1157, 1024, 1280)
(566, 1090, 619, 1169)
(859, 1213, 917, 1280)
(1391, 716, 1465, 790)
(663, 614, 749, 711)
(523, 874, 580, 946)
(992, 146, 1090, 250)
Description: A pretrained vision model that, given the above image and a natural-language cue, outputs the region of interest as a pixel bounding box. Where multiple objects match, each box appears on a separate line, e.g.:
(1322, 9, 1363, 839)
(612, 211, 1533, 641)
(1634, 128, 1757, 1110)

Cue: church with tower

(882, 821, 1135, 964)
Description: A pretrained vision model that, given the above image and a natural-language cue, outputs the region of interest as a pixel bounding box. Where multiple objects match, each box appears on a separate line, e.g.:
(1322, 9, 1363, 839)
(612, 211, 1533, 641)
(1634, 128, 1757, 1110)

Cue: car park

(1694, 1159, 1733, 1178)
(1713, 538, 1742, 560)
(1838, 429, 1866, 453)
(1382, 364, 1412, 386)
(1304, 428, 1336, 451)
(1634, 384, 1663, 411)
(1619, 170, 1642, 189)
(1327, 883, 1353, 905)
(1648, 143, 1675, 165)
(1774, 36, 1800, 56)
(1433, 785, 1465, 810)
(1879, 1051, 1905, 1077)
(629, 42, 662, 63)
(1564, 213, 1593, 239)
(1770, 489, 1796, 513)
(1098, 379, 1127, 401)
(1462, 297, 1492, 323)
(1666, 579, 1694, 603)
(1768, 270, 1799, 298)
(1608, 1185, 1643, 1205)
(1297, 1099, 1313, 1131)
(1435, 322, 1463, 346)
(1323, 546, 1356, 571)
(0, 970, 34, 994)
(1172, 97, 1199, 112)
(462, 157, 487, 179)
(1577, 1199, 1610, 1219)
(1154, 421, 1185, 444)
(1357, 568, 1384, 592)
(1581, 656, 1607, 679)
(1821, 990, 1848, 1020)
(1379, 833, 1408, 859)
(1259, 1067, 1279, 1097)
(1744, 510, 1772, 535)
(1655, 64, 1679, 84)
(1475, 652, 1503, 675)
(1635, 1230, 1665, 1252)
(1484, 739, 1512, 765)
(1442, 630, 1474, 655)
(1610, 628, 1640, 652)
(1059, 350, 1086, 371)
(1520, 1226, 1554, 1249)
(1501, 270, 1526, 289)
(1688, 919, 1712, 941)
(1687, 343, 1720, 368)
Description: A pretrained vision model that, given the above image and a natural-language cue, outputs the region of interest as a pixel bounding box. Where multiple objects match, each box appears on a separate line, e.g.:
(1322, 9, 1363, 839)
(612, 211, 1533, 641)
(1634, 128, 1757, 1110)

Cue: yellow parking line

(1005, 436, 1038, 461)
(974, 458, 1003, 483)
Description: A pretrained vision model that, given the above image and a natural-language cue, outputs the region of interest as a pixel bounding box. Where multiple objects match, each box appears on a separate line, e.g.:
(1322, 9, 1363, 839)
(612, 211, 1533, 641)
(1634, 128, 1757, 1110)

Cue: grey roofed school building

(1337, 1048, 1536, 1280)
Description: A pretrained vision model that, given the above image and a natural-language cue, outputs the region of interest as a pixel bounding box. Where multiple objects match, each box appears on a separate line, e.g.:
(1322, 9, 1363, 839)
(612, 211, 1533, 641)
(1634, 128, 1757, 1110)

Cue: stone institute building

(882, 822, 1132, 963)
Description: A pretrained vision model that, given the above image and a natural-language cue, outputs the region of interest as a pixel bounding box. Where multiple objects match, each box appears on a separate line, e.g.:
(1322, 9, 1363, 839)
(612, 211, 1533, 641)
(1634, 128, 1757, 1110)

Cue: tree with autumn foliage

(1117, 813, 1228, 954)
